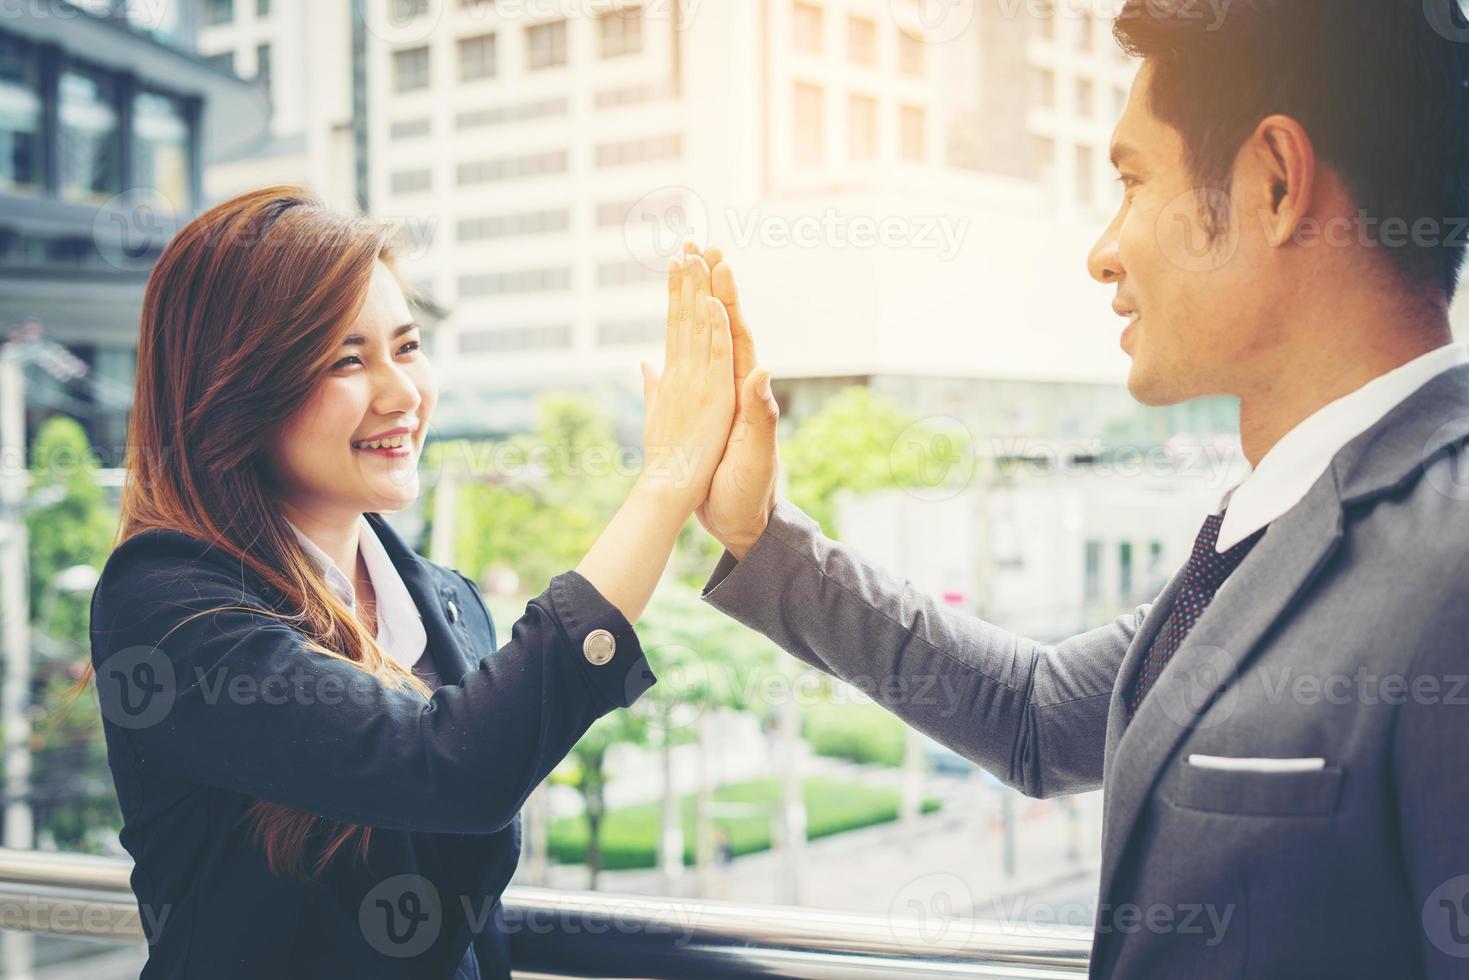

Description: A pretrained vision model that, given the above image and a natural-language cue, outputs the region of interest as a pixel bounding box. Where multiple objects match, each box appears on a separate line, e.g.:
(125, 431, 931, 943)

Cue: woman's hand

(637, 248, 737, 514)
(575, 247, 735, 623)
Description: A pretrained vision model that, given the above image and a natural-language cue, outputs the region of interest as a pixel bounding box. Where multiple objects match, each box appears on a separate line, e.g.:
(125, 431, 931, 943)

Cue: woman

(76, 185, 736, 978)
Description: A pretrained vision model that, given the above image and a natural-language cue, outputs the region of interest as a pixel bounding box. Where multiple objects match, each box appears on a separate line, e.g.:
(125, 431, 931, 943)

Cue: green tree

(783, 387, 965, 535)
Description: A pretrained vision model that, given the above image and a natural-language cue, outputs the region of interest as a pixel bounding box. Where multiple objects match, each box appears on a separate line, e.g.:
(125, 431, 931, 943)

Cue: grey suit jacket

(701, 363, 1469, 978)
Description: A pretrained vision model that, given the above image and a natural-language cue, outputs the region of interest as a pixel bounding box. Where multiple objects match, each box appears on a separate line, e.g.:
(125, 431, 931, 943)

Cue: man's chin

(1125, 361, 1191, 408)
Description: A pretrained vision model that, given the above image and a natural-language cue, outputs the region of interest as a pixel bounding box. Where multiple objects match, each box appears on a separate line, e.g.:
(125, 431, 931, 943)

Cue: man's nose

(1088, 225, 1124, 285)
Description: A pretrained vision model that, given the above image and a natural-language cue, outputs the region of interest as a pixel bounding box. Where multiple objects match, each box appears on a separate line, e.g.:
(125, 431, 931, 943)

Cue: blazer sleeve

(89, 530, 656, 835)
(700, 500, 1148, 799)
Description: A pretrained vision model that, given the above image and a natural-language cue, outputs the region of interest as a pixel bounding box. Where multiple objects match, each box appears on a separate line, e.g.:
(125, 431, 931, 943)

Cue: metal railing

(0, 848, 1093, 978)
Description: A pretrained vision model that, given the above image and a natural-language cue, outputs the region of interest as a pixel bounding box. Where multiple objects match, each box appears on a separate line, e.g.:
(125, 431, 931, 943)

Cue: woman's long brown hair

(62, 185, 435, 880)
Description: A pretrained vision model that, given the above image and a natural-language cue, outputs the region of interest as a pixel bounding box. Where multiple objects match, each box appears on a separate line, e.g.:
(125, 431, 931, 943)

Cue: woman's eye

(331, 340, 420, 372)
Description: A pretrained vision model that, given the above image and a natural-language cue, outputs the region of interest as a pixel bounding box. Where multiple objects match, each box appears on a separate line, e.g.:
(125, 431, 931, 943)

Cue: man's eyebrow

(1109, 141, 1140, 171)
(342, 322, 419, 346)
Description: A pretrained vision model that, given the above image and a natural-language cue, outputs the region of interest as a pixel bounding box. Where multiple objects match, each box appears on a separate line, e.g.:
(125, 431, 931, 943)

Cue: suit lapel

(365, 512, 474, 685)
(1095, 473, 1345, 912)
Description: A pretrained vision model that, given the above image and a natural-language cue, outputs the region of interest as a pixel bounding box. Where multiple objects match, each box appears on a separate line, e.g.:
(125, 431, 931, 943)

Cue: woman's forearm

(575, 476, 690, 625)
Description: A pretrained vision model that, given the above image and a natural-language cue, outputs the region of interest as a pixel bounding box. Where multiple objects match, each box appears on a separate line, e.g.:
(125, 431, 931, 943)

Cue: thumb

(640, 361, 660, 408)
(740, 368, 779, 433)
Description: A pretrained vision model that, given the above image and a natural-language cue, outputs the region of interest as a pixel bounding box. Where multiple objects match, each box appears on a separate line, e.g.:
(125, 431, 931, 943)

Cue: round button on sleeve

(582, 629, 616, 666)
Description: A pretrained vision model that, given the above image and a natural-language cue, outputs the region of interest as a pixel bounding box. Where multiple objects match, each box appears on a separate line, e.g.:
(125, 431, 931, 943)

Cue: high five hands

(683, 241, 781, 560)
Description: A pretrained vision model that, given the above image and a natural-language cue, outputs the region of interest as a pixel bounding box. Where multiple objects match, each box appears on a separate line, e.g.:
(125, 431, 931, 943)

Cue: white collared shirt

(1214, 341, 1469, 553)
(284, 514, 429, 671)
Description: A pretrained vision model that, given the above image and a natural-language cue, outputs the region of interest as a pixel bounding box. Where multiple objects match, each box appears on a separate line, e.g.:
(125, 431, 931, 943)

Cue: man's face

(1088, 63, 1276, 406)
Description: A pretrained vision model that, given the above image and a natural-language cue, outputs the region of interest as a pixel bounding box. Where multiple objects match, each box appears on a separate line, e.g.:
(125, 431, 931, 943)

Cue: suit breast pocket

(1163, 757, 1345, 817)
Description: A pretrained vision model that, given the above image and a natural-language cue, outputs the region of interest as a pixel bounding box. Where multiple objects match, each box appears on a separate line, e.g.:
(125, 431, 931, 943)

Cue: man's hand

(688, 243, 780, 559)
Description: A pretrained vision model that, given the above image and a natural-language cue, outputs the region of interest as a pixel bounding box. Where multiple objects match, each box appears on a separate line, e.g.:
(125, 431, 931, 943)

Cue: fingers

(740, 368, 778, 427)
(665, 257, 683, 368)
(709, 255, 756, 390)
(707, 295, 731, 368)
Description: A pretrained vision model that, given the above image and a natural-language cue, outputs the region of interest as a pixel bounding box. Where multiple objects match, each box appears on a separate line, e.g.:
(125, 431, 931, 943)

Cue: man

(689, 2, 1469, 976)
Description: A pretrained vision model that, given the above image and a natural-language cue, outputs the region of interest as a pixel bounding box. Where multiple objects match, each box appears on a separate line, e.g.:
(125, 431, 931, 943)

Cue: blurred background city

(1, 0, 1466, 975)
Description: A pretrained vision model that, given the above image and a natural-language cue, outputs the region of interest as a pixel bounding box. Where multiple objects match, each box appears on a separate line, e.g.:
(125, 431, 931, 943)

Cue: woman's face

(269, 260, 437, 523)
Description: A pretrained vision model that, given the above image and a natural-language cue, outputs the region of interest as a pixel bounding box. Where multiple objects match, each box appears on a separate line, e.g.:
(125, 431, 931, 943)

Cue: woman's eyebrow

(342, 322, 419, 346)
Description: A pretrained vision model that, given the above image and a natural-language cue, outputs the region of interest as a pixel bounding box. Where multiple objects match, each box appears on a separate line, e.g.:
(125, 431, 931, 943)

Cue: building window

(598, 6, 643, 58)
(793, 2, 823, 54)
(394, 46, 430, 92)
(0, 35, 43, 195)
(460, 324, 572, 354)
(1076, 143, 1094, 206)
(456, 149, 569, 185)
(59, 65, 121, 204)
(848, 94, 877, 162)
(204, 50, 236, 74)
(898, 29, 924, 75)
(393, 0, 430, 20)
(135, 91, 191, 210)
(203, 0, 234, 27)
(1075, 77, 1093, 118)
(255, 43, 272, 104)
(847, 15, 876, 65)
(793, 82, 824, 168)
(1077, 12, 1094, 51)
(595, 133, 681, 168)
(1032, 66, 1056, 108)
(459, 33, 496, 81)
(390, 117, 432, 139)
(527, 20, 568, 70)
(1038, 2, 1056, 40)
(390, 168, 432, 194)
(1031, 134, 1055, 183)
(458, 208, 570, 241)
(899, 104, 924, 162)
(257, 0, 271, 16)
(458, 267, 572, 298)
(597, 318, 662, 346)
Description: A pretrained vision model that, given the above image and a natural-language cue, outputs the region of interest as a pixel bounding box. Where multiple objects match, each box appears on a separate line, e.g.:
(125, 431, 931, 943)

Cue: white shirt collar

(284, 514, 428, 670)
(1215, 342, 1469, 552)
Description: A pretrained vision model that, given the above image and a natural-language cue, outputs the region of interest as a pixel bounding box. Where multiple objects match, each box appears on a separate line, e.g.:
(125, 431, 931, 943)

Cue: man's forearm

(701, 500, 1148, 798)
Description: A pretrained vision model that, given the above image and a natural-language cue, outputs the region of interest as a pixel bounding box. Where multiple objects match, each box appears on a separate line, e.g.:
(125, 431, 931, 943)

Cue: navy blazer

(87, 510, 656, 978)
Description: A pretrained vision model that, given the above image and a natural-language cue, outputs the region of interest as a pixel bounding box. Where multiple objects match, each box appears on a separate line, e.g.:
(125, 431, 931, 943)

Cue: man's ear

(1250, 114, 1317, 248)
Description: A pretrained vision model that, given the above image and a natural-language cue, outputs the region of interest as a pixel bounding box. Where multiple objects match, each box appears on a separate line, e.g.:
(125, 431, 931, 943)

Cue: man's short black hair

(1114, 0, 1469, 300)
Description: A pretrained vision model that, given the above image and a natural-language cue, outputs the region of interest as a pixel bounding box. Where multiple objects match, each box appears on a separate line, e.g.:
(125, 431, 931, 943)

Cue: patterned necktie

(1126, 512, 1267, 720)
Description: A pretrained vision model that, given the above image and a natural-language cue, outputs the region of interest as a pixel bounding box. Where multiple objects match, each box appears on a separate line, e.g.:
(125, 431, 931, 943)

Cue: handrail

(0, 848, 1092, 978)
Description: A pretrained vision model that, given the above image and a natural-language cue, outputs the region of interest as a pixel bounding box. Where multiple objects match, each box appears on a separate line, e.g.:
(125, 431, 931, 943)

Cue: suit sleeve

(1391, 607, 1469, 979)
(700, 500, 1148, 798)
(89, 535, 655, 834)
